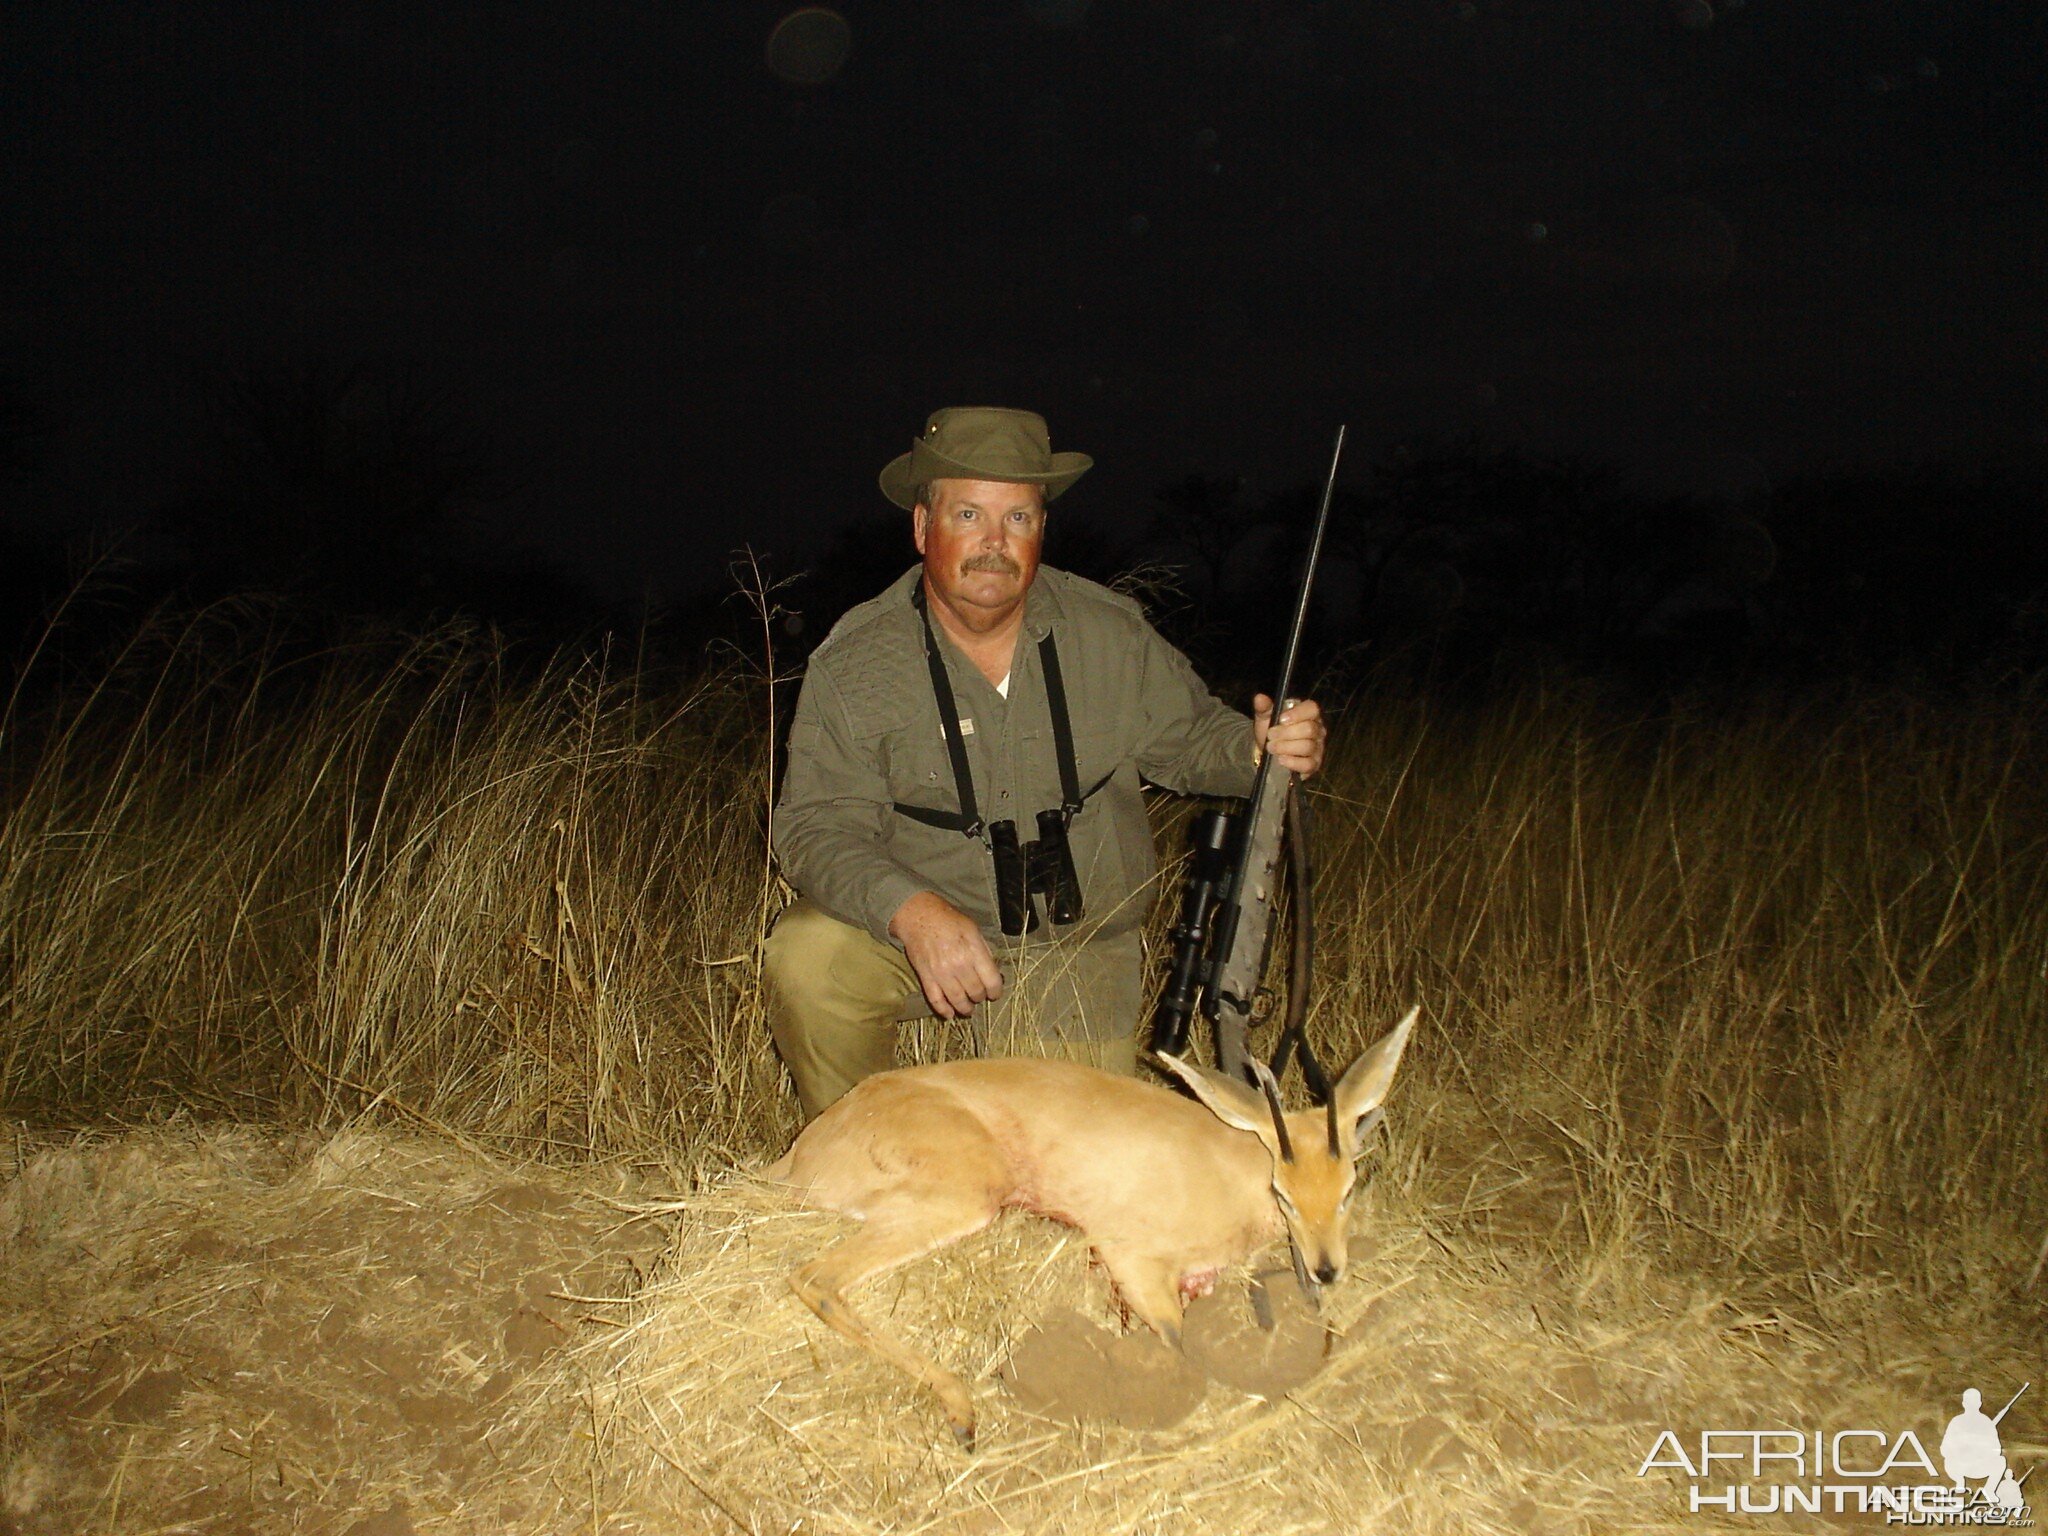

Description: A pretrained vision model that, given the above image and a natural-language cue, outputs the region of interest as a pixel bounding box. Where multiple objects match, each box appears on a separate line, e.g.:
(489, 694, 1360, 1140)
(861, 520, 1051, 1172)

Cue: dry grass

(1, 611, 2042, 1532)
(0, 609, 796, 1164)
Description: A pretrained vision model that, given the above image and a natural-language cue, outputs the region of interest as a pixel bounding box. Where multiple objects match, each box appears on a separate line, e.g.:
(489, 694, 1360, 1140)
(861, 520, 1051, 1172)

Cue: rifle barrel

(1268, 424, 1347, 717)
(1232, 423, 1347, 886)
(1992, 1382, 2030, 1424)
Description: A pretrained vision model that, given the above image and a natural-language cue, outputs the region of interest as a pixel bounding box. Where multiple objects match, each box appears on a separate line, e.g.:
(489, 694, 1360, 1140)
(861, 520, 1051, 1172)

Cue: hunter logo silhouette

(1943, 1385, 2031, 1513)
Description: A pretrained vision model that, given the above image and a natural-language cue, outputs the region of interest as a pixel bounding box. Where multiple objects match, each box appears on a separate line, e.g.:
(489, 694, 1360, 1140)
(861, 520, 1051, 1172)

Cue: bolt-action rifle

(1150, 426, 1346, 1086)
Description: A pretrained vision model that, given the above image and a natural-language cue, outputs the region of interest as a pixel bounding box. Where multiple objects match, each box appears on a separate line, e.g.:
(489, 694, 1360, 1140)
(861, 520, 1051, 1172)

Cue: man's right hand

(888, 890, 1005, 1019)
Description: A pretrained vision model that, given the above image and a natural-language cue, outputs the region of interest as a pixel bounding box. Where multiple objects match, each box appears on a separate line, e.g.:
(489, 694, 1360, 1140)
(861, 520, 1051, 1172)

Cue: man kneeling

(766, 407, 1327, 1119)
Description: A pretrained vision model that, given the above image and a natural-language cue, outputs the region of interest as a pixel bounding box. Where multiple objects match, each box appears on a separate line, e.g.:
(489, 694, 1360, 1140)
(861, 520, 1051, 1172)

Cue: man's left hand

(1253, 694, 1327, 778)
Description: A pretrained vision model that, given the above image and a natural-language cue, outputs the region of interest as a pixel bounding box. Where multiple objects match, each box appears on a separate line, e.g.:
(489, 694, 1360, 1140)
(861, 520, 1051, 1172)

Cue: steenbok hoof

(950, 1417, 977, 1452)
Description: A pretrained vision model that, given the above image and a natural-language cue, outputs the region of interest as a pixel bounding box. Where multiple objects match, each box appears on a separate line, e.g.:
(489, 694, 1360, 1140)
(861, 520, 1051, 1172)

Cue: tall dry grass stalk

(2, 609, 2041, 1308)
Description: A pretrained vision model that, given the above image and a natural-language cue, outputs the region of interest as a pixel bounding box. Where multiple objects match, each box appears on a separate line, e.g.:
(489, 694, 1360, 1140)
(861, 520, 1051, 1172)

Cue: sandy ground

(0, 1112, 2036, 1534)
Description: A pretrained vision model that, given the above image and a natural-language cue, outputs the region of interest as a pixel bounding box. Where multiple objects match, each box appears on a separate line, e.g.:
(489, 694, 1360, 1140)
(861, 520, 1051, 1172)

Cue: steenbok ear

(1152, 1053, 1288, 1160)
(1331, 1008, 1418, 1155)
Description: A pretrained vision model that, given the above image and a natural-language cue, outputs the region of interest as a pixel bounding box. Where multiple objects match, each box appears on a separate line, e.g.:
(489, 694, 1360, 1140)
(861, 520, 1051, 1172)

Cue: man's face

(913, 478, 1047, 624)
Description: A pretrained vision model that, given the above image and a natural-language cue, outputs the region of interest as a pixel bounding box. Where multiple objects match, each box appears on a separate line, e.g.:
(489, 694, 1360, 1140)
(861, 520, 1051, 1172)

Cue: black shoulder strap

(1037, 630, 1086, 817)
(895, 583, 982, 838)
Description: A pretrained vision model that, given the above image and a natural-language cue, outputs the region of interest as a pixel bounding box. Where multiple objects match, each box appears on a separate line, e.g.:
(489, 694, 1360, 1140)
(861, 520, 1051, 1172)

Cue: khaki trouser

(763, 900, 1142, 1120)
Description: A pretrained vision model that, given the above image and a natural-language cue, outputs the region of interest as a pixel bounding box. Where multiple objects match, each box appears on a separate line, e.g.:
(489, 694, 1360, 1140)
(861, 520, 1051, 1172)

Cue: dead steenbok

(766, 1007, 1418, 1446)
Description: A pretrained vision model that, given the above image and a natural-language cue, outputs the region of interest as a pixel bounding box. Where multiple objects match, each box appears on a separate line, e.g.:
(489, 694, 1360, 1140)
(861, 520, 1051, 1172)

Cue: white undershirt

(996, 673, 1010, 698)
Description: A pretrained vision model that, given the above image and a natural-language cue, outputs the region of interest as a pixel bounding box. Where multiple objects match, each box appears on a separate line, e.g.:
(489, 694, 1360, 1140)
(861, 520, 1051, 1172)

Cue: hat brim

(879, 441, 1093, 510)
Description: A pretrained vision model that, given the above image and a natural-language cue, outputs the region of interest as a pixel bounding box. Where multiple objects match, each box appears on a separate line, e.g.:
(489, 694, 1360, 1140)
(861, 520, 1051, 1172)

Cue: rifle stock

(1203, 755, 1291, 1078)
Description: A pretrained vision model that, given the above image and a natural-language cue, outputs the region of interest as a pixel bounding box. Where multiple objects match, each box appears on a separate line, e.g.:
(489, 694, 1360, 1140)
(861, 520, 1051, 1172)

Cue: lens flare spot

(766, 8, 851, 86)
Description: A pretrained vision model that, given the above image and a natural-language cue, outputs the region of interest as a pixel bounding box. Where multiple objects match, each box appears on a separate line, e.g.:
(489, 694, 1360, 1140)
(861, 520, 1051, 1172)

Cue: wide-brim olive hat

(878, 406, 1093, 511)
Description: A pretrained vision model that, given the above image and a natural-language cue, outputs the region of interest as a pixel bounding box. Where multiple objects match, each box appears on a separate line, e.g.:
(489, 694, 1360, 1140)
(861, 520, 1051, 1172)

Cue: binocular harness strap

(899, 583, 983, 838)
(1036, 625, 1086, 821)
(894, 583, 1106, 838)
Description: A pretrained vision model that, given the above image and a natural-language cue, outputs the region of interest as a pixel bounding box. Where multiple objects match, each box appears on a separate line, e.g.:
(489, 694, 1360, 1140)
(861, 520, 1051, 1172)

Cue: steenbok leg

(791, 1194, 1003, 1448)
(1093, 1245, 1190, 1350)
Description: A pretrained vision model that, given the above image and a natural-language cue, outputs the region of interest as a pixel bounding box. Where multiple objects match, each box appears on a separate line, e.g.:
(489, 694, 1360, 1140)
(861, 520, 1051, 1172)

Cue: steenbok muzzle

(766, 1007, 1418, 1446)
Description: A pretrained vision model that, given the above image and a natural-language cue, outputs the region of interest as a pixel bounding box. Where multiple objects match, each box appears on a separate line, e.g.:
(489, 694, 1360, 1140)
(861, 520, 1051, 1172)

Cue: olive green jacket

(775, 565, 1257, 947)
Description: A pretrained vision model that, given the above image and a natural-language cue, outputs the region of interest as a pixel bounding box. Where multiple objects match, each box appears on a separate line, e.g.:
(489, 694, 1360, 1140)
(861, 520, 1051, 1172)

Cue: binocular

(988, 808, 1084, 936)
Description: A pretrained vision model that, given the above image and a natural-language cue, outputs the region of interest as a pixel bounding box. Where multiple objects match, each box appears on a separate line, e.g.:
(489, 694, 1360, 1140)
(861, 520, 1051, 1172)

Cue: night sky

(6, 0, 2044, 605)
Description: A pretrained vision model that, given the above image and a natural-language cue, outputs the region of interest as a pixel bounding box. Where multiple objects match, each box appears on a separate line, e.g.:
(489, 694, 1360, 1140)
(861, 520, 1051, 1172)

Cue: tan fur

(766, 1009, 1418, 1446)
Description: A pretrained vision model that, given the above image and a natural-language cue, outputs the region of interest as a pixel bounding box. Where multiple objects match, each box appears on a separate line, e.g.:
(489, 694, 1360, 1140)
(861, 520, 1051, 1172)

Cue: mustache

(961, 553, 1021, 576)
